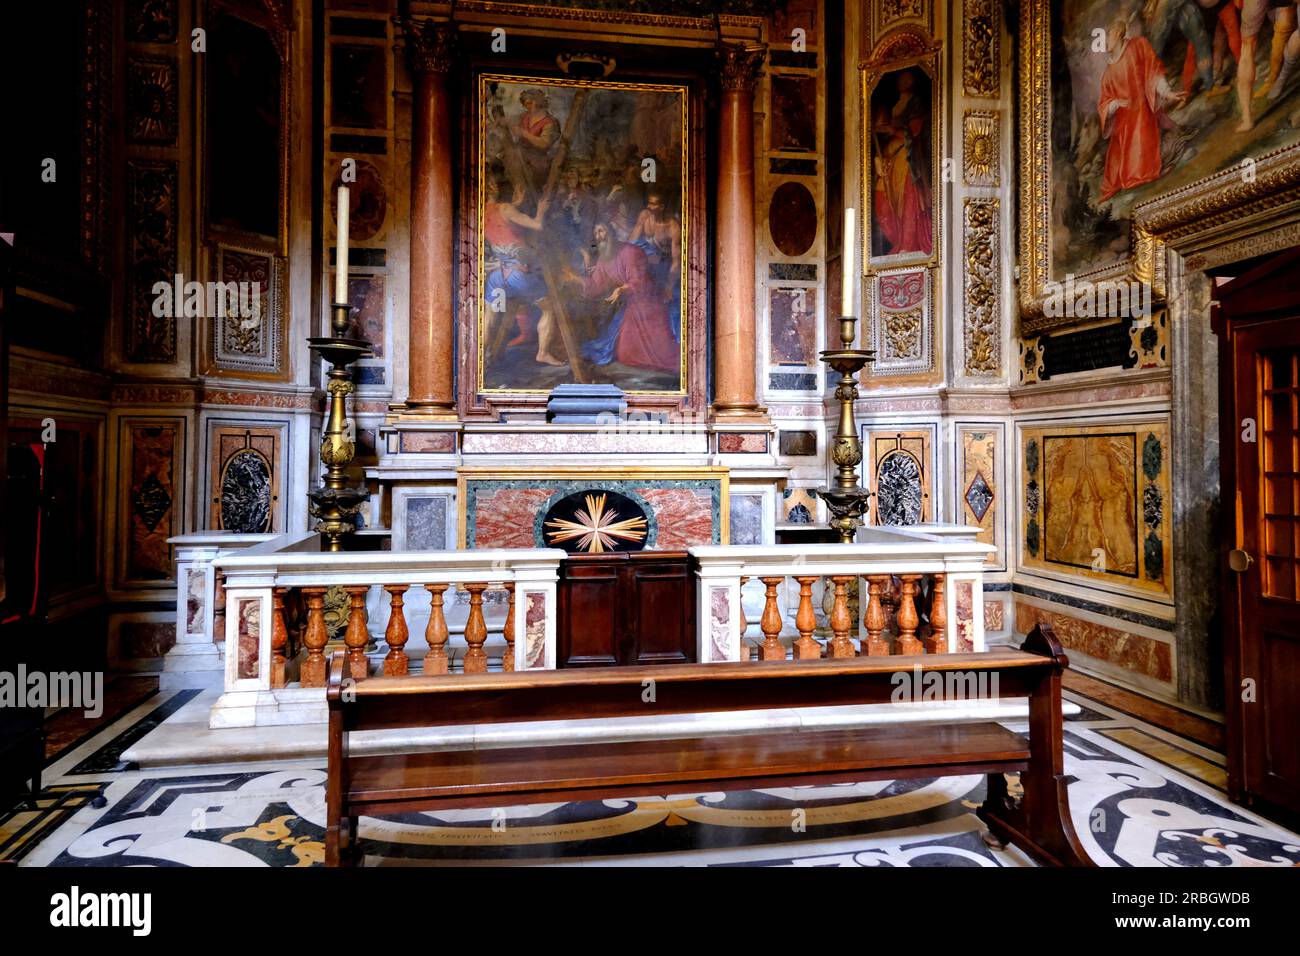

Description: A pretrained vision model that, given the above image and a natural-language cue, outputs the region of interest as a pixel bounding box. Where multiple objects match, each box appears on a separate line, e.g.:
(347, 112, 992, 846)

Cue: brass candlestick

(307, 302, 372, 552)
(815, 315, 875, 543)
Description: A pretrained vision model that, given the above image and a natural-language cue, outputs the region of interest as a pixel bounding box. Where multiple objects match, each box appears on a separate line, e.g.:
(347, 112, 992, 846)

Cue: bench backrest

(326, 625, 1067, 735)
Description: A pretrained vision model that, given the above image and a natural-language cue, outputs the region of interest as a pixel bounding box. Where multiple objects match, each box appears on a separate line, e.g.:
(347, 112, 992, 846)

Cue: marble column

(713, 42, 766, 419)
(400, 18, 456, 414)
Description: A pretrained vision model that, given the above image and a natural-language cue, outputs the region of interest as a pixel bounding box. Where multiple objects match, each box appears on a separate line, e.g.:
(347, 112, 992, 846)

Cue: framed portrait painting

(474, 74, 691, 401)
(1019, 0, 1300, 334)
(861, 29, 942, 274)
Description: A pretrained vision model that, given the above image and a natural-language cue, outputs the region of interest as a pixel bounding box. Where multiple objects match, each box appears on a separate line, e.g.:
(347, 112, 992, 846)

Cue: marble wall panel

(781, 486, 819, 524)
(121, 419, 184, 586)
(406, 496, 449, 551)
(1021, 422, 1172, 597)
(729, 494, 765, 545)
(208, 425, 281, 533)
(769, 287, 818, 366)
(866, 429, 932, 526)
(958, 425, 999, 563)
(1016, 601, 1173, 685)
(463, 475, 725, 550)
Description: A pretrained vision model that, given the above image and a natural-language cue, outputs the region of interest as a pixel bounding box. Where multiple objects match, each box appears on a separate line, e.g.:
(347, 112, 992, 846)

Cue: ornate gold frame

(859, 26, 943, 275)
(1017, 0, 1162, 335)
(474, 72, 691, 397)
(1017, 0, 1300, 334)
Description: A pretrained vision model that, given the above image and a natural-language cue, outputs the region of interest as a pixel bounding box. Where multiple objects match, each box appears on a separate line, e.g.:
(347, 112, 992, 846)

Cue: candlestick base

(307, 305, 373, 552)
(816, 325, 876, 544)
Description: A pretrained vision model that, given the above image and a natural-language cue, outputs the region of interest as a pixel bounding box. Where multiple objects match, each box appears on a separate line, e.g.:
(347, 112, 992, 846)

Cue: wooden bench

(325, 623, 1093, 866)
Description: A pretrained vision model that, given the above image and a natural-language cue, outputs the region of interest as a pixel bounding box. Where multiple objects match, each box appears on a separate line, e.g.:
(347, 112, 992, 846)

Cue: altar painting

(1020, 0, 1300, 328)
(477, 75, 688, 395)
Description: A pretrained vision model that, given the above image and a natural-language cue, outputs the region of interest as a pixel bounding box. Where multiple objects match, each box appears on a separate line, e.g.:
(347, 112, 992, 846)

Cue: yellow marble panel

(1021, 421, 1171, 595)
(959, 426, 997, 561)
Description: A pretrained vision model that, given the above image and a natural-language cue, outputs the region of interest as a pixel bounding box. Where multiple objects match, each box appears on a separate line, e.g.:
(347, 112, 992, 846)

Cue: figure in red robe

(567, 224, 679, 373)
(1098, 17, 1188, 202)
(872, 70, 932, 257)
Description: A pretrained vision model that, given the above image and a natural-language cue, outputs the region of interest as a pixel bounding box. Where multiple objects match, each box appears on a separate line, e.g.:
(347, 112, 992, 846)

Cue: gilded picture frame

(860, 27, 942, 275)
(1017, 0, 1300, 335)
(474, 73, 691, 399)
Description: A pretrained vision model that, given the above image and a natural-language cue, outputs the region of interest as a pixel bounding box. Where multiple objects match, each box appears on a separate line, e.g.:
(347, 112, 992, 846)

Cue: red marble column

(401, 18, 456, 414)
(713, 42, 766, 420)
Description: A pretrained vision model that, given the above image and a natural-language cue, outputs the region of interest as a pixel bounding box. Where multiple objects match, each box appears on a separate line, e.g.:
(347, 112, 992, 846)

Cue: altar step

(119, 686, 1079, 770)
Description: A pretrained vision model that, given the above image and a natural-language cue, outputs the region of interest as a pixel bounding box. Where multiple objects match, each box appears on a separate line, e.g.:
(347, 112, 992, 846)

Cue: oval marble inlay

(768, 181, 817, 257)
(875, 452, 923, 526)
(220, 449, 273, 533)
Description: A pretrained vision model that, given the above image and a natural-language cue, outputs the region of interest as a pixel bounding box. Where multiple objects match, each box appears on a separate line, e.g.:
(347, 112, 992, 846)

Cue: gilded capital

(397, 16, 456, 74)
(716, 41, 766, 93)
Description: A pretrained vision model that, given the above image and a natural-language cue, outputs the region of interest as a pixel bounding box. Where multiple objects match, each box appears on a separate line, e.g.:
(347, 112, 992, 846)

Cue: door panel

(1233, 325, 1300, 812)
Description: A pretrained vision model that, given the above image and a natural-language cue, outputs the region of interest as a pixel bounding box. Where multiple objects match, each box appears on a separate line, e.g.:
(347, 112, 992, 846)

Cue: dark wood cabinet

(557, 551, 696, 667)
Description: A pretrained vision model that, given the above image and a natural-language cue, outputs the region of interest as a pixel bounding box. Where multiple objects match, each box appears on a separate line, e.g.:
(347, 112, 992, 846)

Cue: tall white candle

(335, 185, 350, 304)
(841, 207, 856, 317)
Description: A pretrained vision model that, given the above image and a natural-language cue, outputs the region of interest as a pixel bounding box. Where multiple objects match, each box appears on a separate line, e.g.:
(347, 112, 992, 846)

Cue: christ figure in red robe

(566, 224, 680, 373)
(1098, 16, 1188, 202)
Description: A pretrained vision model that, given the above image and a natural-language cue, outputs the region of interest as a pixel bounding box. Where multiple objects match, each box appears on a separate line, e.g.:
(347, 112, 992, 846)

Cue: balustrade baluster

(863, 575, 891, 656)
(343, 586, 371, 680)
(502, 583, 516, 672)
(926, 574, 947, 654)
(759, 576, 785, 660)
(212, 570, 227, 648)
(271, 588, 289, 688)
(424, 583, 450, 675)
(896, 575, 923, 654)
(738, 576, 750, 661)
(793, 576, 820, 659)
(828, 575, 856, 657)
(383, 585, 410, 676)
(300, 586, 329, 687)
(463, 583, 489, 674)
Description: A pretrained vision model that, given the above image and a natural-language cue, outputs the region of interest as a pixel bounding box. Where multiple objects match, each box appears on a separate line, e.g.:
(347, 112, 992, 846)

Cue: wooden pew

(325, 623, 1092, 866)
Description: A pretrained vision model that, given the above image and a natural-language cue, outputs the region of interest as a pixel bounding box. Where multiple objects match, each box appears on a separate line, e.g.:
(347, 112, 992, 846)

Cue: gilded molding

(882, 308, 923, 361)
(860, 25, 943, 276)
(868, 0, 930, 45)
(397, 16, 457, 75)
(962, 110, 999, 187)
(1017, 0, 1162, 334)
(962, 0, 999, 98)
(963, 197, 1000, 376)
(717, 41, 767, 92)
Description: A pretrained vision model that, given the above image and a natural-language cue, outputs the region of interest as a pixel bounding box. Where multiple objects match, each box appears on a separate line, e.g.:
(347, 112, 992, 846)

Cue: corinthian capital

(716, 41, 766, 93)
(397, 16, 456, 74)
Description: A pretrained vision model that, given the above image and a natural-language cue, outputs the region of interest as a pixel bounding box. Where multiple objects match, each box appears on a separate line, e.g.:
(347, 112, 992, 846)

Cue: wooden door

(1215, 249, 1300, 821)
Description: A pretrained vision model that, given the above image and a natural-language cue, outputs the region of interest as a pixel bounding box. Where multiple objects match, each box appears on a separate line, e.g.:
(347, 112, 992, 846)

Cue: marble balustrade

(186, 525, 992, 729)
(205, 533, 563, 728)
(692, 525, 995, 663)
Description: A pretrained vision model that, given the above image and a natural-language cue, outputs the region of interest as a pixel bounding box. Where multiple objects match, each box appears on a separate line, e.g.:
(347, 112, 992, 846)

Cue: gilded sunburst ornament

(544, 493, 648, 553)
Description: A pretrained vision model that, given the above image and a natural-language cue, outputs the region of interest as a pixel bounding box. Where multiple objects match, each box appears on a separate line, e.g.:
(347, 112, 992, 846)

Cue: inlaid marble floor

(8, 688, 1300, 867)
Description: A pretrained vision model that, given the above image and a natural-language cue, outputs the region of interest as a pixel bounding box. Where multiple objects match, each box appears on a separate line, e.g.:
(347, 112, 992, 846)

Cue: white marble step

(122, 687, 1079, 769)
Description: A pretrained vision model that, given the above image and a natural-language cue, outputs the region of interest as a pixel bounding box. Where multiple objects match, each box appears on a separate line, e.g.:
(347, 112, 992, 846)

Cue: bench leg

(978, 626, 1094, 867)
(346, 816, 362, 867)
(325, 823, 342, 867)
(978, 770, 1092, 867)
